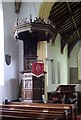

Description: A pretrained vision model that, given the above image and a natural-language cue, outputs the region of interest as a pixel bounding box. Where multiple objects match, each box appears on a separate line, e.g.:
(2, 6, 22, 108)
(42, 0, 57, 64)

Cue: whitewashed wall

(69, 41, 80, 67)
(0, 2, 41, 102)
(17, 40, 23, 81)
(0, 2, 4, 103)
(69, 41, 81, 91)
(2, 2, 19, 102)
(19, 2, 41, 21)
(47, 34, 69, 92)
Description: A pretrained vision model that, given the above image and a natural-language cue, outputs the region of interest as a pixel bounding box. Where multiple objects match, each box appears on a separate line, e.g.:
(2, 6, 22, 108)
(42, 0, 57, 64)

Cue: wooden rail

(0, 102, 76, 120)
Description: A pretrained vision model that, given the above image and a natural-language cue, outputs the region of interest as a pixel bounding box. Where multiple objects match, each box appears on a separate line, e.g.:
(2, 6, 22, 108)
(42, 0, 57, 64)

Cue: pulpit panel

(21, 73, 44, 102)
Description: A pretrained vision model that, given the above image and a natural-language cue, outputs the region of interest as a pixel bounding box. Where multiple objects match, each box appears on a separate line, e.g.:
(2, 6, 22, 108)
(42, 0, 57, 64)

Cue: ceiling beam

(49, 2, 81, 38)
(61, 24, 81, 53)
(53, 12, 71, 39)
(61, 23, 81, 37)
(50, 4, 67, 19)
(66, 2, 80, 39)
(50, 2, 63, 15)
(60, 2, 81, 53)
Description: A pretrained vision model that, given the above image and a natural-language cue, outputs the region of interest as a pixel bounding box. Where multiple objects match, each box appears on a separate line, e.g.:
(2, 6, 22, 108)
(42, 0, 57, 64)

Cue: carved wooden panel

(24, 56, 37, 71)
(21, 74, 44, 102)
(23, 80, 32, 89)
(22, 90, 33, 99)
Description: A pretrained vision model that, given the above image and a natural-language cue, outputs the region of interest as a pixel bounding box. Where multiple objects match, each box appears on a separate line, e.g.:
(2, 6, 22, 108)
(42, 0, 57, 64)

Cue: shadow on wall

(70, 67, 81, 84)
(5, 79, 19, 101)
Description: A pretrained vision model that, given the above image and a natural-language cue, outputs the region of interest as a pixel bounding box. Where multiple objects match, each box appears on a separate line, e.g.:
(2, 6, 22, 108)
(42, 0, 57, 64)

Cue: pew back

(0, 102, 76, 120)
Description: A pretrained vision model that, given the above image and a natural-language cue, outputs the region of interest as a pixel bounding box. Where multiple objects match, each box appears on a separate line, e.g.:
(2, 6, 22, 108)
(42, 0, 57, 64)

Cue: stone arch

(37, 1, 55, 64)
(38, 2, 55, 19)
(37, 2, 56, 63)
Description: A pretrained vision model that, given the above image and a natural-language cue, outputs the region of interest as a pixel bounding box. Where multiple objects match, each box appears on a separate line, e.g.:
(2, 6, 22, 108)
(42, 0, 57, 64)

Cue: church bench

(0, 109, 65, 120)
(0, 107, 66, 120)
(0, 103, 76, 120)
(7, 102, 76, 119)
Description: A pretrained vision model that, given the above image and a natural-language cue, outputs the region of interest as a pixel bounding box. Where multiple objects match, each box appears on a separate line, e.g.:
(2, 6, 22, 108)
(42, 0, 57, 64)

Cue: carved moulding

(14, 17, 56, 43)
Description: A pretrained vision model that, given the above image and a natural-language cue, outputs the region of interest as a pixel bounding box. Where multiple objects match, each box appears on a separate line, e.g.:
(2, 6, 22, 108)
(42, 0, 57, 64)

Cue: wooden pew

(0, 102, 76, 120)
(8, 102, 76, 119)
